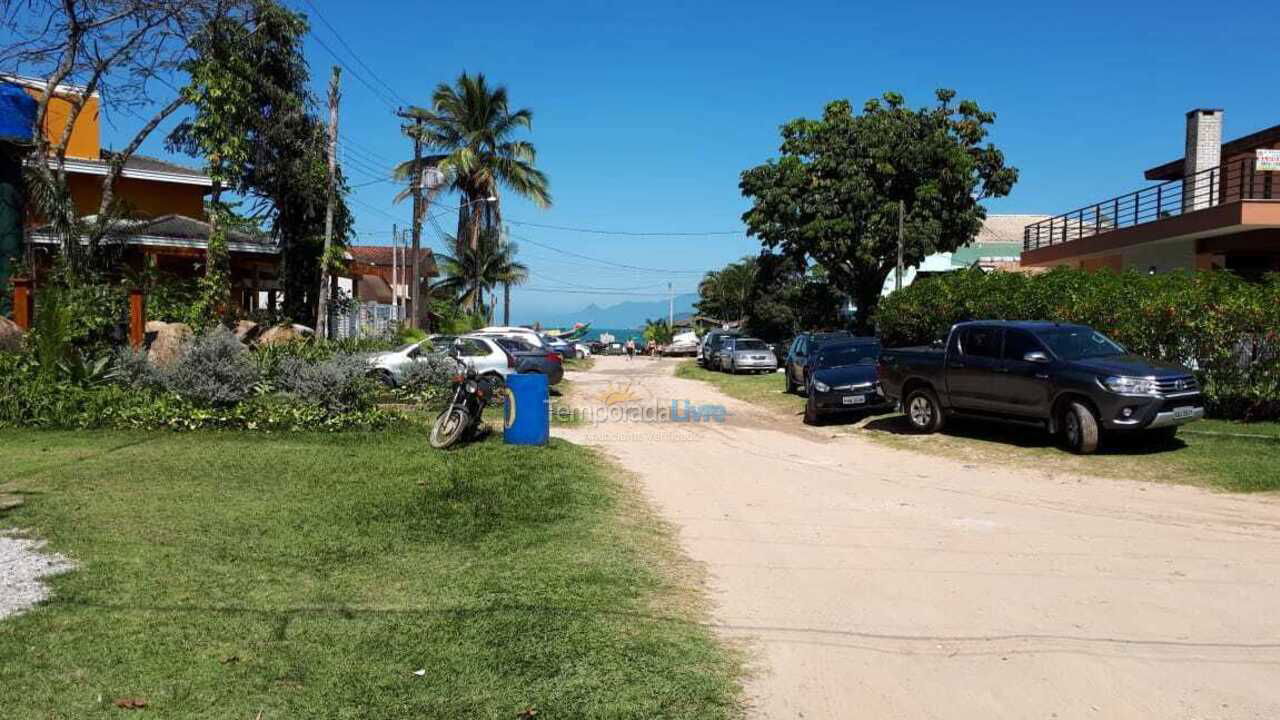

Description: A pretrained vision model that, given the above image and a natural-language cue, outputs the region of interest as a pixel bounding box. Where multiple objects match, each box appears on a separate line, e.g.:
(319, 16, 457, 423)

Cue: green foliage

(155, 327, 257, 406)
(643, 318, 675, 345)
(875, 269, 1280, 420)
(0, 348, 395, 432)
(696, 256, 756, 324)
(740, 89, 1017, 330)
(274, 352, 377, 412)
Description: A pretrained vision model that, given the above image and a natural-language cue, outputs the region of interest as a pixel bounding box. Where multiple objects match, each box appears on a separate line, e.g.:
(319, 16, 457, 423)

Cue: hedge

(874, 269, 1280, 421)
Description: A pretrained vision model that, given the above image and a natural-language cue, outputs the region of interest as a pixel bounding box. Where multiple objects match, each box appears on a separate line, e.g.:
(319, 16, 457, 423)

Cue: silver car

(367, 336, 514, 387)
(716, 337, 778, 374)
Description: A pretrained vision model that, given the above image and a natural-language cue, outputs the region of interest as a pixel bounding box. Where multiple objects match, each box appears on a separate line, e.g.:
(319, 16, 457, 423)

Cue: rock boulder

(145, 321, 193, 367)
(257, 323, 314, 346)
(0, 316, 23, 353)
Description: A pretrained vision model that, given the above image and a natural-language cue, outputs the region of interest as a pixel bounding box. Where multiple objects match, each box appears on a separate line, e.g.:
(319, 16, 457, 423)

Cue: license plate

(1173, 406, 1195, 419)
(842, 395, 867, 405)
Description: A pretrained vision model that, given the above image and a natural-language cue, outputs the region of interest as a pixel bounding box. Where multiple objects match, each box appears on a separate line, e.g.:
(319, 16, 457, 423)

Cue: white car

(478, 326, 548, 349)
(368, 336, 513, 387)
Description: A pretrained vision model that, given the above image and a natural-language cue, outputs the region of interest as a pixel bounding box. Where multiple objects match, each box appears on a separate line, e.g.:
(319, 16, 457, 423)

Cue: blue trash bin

(504, 373, 550, 446)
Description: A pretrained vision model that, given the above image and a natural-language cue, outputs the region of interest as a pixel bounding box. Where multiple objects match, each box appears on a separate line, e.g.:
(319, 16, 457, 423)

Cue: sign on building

(1257, 149, 1280, 172)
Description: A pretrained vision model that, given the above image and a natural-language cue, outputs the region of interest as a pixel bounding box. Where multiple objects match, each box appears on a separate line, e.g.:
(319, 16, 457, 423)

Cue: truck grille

(1155, 376, 1199, 395)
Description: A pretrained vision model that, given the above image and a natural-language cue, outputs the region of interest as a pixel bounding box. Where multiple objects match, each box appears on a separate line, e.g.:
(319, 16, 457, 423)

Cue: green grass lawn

(675, 360, 1280, 492)
(0, 430, 740, 719)
(674, 361, 803, 416)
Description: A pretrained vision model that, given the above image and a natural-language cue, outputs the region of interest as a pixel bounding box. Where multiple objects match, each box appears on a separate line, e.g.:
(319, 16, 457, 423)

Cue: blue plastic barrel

(504, 373, 550, 446)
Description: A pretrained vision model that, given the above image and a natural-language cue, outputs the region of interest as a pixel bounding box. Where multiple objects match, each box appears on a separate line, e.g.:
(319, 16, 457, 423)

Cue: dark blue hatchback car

(802, 339, 891, 425)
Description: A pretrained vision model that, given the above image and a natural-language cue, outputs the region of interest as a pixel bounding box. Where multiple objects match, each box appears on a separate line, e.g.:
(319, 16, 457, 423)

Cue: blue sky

(102, 0, 1279, 323)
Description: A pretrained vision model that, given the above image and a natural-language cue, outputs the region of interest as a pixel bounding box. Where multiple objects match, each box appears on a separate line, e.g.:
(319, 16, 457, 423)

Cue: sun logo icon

(596, 382, 641, 406)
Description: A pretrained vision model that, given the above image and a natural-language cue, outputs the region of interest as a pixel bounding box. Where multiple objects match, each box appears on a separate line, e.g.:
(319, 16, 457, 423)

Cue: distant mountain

(537, 293, 698, 329)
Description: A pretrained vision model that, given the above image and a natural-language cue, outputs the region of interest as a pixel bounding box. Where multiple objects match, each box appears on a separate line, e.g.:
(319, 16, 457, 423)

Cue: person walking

(625, 338, 635, 360)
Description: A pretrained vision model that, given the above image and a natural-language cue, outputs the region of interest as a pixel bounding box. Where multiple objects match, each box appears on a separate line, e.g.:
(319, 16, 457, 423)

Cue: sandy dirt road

(556, 355, 1280, 719)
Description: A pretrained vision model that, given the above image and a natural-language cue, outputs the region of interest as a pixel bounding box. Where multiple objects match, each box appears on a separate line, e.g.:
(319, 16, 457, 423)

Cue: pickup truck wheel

(905, 388, 945, 433)
(1062, 401, 1100, 454)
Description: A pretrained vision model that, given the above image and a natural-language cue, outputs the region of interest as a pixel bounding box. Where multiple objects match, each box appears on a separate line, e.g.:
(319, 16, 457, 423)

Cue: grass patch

(0, 431, 740, 718)
(563, 356, 596, 372)
(674, 360, 802, 415)
(674, 360, 1280, 493)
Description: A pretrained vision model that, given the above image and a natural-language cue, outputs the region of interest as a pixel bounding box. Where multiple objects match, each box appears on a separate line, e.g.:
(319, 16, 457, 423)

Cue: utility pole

(668, 281, 674, 328)
(395, 110, 425, 329)
(317, 65, 340, 338)
(502, 222, 512, 326)
(895, 199, 904, 292)
(391, 223, 398, 322)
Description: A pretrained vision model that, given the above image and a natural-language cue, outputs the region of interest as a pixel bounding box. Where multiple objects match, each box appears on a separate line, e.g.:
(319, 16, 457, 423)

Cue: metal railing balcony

(1024, 157, 1277, 251)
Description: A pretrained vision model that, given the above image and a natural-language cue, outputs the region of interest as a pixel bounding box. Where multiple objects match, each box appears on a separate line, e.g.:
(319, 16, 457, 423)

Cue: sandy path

(556, 356, 1280, 719)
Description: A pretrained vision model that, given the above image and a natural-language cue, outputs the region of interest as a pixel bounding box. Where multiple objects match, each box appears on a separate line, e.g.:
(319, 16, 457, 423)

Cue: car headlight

(1102, 375, 1158, 395)
(812, 380, 830, 393)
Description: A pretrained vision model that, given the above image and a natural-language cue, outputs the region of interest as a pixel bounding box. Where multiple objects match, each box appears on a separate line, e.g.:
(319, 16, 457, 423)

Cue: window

(817, 344, 879, 369)
(1002, 330, 1043, 362)
(457, 339, 490, 357)
(1038, 328, 1125, 361)
(959, 328, 1001, 359)
(736, 339, 768, 351)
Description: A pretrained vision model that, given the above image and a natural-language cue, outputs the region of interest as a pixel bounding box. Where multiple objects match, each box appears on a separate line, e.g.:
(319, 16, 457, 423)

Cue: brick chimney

(1183, 108, 1223, 212)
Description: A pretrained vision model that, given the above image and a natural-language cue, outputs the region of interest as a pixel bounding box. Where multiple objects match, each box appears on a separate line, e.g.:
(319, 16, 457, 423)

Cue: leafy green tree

(169, 0, 350, 328)
(395, 72, 550, 310)
(740, 90, 1017, 331)
(695, 256, 756, 324)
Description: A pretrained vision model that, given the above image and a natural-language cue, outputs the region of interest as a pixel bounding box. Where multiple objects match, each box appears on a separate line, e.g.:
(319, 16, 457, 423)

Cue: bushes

(875, 269, 1280, 420)
(275, 352, 377, 412)
(156, 327, 257, 406)
(0, 327, 400, 432)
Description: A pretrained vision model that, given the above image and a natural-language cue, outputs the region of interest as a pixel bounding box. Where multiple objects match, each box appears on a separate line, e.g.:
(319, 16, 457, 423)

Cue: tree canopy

(739, 90, 1017, 331)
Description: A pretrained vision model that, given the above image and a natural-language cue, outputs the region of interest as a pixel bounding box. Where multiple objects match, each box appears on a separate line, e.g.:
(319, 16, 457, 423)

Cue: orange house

(7, 74, 283, 311)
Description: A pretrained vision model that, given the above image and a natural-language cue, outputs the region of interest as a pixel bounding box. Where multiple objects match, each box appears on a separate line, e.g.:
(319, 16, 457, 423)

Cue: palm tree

(433, 228, 528, 322)
(394, 72, 550, 310)
(696, 257, 757, 324)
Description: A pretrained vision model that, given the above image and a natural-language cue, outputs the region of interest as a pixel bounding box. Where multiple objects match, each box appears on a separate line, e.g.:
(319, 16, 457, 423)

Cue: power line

(304, 30, 399, 112)
(504, 217, 745, 237)
(517, 287, 695, 296)
(506, 228, 707, 275)
(296, 0, 411, 108)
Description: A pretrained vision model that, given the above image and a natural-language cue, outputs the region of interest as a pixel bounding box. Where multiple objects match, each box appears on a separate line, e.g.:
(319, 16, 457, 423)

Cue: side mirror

(931, 338, 945, 348)
(1023, 350, 1050, 364)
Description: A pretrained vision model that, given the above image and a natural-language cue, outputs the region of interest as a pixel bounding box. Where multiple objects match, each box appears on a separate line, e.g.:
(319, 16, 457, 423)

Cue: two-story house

(2, 75, 283, 312)
(1022, 109, 1280, 278)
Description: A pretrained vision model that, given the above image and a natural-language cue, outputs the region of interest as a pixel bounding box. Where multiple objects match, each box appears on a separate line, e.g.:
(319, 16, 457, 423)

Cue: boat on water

(545, 322, 592, 341)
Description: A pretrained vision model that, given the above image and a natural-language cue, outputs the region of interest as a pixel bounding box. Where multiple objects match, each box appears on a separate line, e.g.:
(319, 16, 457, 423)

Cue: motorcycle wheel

(429, 407, 471, 449)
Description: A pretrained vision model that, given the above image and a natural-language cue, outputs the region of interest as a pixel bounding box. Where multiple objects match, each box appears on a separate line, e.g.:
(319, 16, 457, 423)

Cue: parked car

(699, 329, 741, 369)
(478, 326, 548, 349)
(539, 333, 574, 359)
(485, 336, 564, 385)
(877, 321, 1205, 454)
(714, 337, 779, 374)
(570, 342, 591, 359)
(801, 340, 889, 425)
(368, 336, 513, 387)
(783, 331, 859, 394)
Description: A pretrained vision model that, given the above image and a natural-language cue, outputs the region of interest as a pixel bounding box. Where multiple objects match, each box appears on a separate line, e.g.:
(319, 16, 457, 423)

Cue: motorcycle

(429, 355, 504, 449)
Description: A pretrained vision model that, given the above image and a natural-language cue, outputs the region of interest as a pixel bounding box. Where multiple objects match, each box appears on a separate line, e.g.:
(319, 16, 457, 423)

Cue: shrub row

(0, 329, 415, 432)
(874, 269, 1280, 421)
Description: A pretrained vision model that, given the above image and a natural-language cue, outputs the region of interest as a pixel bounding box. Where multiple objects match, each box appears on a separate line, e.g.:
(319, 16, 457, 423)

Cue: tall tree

(695, 256, 756, 325)
(167, 0, 350, 327)
(432, 227, 527, 320)
(740, 90, 1017, 331)
(394, 72, 549, 310)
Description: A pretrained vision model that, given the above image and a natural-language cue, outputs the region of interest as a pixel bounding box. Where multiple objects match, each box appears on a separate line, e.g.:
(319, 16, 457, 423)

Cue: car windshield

(817, 345, 879, 368)
(735, 340, 767, 351)
(1036, 328, 1125, 360)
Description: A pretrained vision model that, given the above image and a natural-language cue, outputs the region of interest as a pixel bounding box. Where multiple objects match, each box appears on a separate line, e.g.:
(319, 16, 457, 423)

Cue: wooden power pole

(394, 110, 426, 329)
(895, 199, 904, 292)
(317, 65, 340, 338)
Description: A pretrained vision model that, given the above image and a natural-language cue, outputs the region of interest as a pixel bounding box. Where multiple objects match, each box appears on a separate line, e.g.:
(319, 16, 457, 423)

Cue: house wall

(66, 173, 205, 220)
(24, 88, 99, 159)
(1119, 238, 1197, 273)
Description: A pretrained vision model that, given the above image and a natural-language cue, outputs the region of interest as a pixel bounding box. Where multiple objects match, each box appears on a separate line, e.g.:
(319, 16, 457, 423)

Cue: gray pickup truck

(877, 321, 1204, 454)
